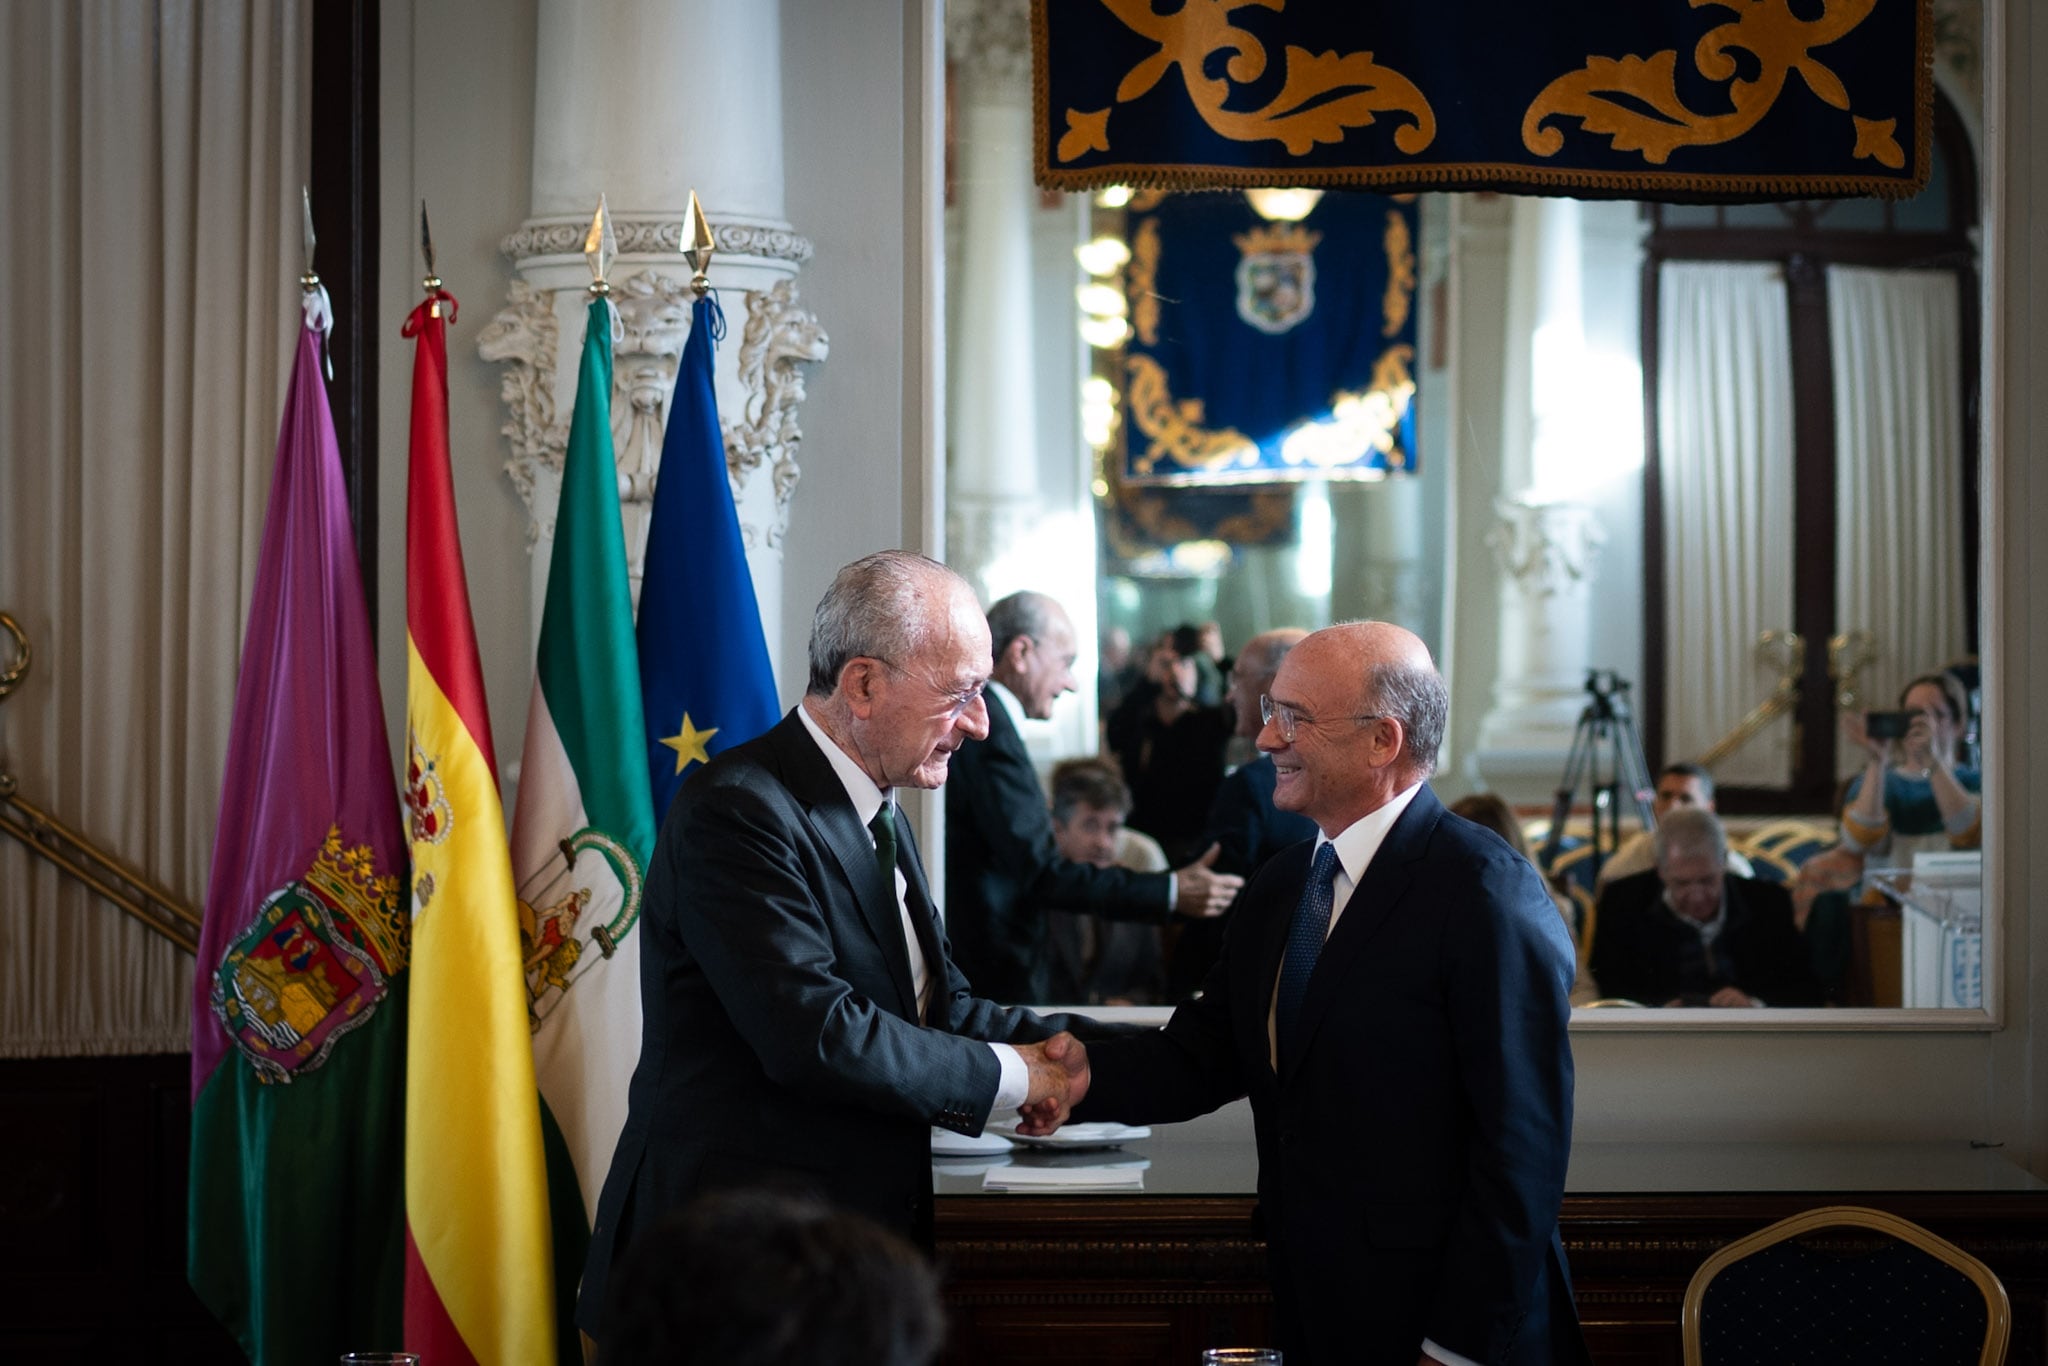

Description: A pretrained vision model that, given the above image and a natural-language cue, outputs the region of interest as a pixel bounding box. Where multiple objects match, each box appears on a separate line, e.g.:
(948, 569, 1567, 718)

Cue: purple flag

(188, 300, 409, 1362)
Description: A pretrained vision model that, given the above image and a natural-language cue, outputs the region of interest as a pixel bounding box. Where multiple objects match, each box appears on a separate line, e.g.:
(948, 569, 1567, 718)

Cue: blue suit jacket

(580, 710, 1104, 1337)
(1080, 786, 1589, 1365)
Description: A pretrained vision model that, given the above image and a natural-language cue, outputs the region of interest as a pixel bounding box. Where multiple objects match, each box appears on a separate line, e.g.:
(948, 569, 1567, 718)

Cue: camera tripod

(1538, 670, 1656, 884)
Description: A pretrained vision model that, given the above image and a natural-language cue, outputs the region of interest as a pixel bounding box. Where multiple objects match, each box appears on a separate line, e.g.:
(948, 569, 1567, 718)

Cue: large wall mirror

(938, 1, 1992, 1029)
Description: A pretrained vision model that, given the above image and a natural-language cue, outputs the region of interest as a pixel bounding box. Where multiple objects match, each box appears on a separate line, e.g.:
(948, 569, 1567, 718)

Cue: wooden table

(933, 1113, 2048, 1365)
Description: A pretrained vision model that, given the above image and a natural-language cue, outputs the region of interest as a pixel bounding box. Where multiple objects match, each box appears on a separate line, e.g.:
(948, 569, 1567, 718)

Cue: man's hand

(1171, 844, 1244, 919)
(1013, 1031, 1090, 1136)
(1708, 985, 1761, 1007)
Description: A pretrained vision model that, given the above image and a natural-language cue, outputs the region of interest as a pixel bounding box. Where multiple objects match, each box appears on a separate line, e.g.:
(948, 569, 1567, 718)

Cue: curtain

(1657, 262, 1798, 789)
(0, 1, 309, 1055)
(1829, 264, 1969, 776)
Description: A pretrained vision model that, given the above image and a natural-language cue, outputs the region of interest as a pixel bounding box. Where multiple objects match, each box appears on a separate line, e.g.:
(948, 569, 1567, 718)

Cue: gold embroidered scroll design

(1521, 0, 1905, 171)
(1058, 0, 1438, 165)
(1130, 216, 1163, 346)
(1126, 354, 1260, 475)
(1381, 210, 1415, 339)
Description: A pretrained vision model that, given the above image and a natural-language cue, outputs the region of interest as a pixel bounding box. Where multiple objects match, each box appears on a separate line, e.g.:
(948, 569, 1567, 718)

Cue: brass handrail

(0, 612, 203, 955)
(1694, 630, 1804, 768)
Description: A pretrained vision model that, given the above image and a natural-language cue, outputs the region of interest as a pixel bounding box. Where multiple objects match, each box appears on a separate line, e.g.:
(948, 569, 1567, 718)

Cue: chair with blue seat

(1682, 1204, 2010, 1365)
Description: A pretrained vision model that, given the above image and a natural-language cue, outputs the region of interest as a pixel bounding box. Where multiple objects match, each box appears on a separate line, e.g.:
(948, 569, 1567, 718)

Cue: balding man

(1591, 807, 1821, 1008)
(1165, 628, 1320, 998)
(581, 554, 1106, 1344)
(946, 590, 1241, 1003)
(1066, 622, 1588, 1366)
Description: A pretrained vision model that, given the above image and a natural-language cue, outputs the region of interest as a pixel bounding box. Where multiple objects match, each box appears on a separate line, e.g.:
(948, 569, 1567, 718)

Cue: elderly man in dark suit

(579, 553, 1102, 1343)
(946, 590, 1241, 1004)
(1062, 622, 1589, 1366)
(1591, 807, 1823, 1007)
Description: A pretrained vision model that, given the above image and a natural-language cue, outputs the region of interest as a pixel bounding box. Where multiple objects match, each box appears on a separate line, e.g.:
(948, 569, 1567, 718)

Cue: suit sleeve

(1072, 866, 1280, 1125)
(1588, 878, 1655, 1005)
(954, 722, 1172, 919)
(663, 774, 1009, 1130)
(1202, 765, 1265, 877)
(1429, 848, 1578, 1363)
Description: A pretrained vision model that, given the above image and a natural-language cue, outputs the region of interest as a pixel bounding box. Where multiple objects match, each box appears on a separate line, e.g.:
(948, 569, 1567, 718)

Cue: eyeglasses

(875, 657, 986, 719)
(1258, 694, 1385, 743)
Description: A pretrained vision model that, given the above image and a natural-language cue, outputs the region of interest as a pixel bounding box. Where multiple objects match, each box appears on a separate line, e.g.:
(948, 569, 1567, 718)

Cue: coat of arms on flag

(1235, 222, 1320, 335)
(210, 828, 405, 1084)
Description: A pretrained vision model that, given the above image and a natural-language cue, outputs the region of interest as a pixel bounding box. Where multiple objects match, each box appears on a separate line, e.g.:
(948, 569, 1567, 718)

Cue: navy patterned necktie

(1276, 841, 1341, 1053)
(869, 802, 898, 879)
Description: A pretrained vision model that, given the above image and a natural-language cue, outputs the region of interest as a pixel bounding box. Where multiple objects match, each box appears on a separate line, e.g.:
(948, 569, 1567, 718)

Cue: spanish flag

(401, 283, 558, 1365)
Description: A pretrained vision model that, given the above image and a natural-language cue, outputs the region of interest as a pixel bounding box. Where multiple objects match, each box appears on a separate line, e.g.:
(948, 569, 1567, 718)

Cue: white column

(945, 0, 1040, 603)
(1473, 198, 1606, 801)
(480, 0, 828, 673)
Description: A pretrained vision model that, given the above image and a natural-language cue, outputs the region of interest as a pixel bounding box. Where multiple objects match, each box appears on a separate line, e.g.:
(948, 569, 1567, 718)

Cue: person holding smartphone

(1838, 671, 1982, 862)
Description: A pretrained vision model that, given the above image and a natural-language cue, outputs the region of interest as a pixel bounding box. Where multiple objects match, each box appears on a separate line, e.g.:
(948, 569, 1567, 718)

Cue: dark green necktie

(870, 802, 898, 878)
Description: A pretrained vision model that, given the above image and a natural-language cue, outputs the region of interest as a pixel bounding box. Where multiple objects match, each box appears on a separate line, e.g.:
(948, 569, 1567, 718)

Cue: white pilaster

(482, 0, 829, 674)
(944, 0, 1040, 603)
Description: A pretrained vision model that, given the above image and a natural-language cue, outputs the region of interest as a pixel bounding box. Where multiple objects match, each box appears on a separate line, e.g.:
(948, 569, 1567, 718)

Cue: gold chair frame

(1681, 1204, 2011, 1366)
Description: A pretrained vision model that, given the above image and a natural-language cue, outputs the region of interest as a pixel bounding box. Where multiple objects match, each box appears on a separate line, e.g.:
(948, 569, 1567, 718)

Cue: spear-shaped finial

(299, 186, 319, 291)
(584, 194, 615, 296)
(419, 200, 446, 317)
(684, 190, 714, 297)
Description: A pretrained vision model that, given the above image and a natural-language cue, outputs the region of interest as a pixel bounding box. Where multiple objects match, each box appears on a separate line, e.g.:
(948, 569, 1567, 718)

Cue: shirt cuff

(1423, 1338, 1482, 1366)
(989, 1042, 1028, 1112)
(1164, 872, 1178, 914)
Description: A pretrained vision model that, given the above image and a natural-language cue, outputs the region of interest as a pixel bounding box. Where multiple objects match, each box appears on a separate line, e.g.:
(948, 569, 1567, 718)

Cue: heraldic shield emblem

(211, 827, 408, 1085)
(1233, 222, 1322, 336)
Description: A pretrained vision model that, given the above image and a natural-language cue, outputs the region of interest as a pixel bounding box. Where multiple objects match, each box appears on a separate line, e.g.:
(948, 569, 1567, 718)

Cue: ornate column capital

(1487, 497, 1607, 600)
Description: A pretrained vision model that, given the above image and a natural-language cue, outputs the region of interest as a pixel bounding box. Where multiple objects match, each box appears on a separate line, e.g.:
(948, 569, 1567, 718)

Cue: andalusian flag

(402, 284, 558, 1365)
(508, 292, 657, 1324)
(636, 289, 780, 819)
(188, 288, 408, 1364)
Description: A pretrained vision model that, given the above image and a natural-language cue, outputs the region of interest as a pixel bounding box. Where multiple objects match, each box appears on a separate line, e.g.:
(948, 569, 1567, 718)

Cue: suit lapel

(767, 712, 920, 1018)
(898, 815, 947, 1008)
(1280, 785, 1441, 1076)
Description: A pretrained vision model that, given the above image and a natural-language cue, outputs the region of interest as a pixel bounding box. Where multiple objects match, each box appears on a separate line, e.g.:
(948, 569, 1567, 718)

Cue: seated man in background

(600, 1189, 944, 1366)
(1593, 762, 1753, 892)
(1045, 759, 1171, 1003)
(1592, 807, 1823, 1007)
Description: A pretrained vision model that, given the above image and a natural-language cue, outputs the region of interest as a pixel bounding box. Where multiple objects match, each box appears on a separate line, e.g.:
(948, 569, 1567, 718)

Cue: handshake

(1012, 1031, 1090, 1137)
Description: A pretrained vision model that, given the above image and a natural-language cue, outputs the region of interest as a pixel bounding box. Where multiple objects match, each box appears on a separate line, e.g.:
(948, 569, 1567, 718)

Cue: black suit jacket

(580, 710, 1102, 1336)
(1079, 787, 1589, 1366)
(1591, 870, 1824, 1006)
(945, 696, 1172, 1003)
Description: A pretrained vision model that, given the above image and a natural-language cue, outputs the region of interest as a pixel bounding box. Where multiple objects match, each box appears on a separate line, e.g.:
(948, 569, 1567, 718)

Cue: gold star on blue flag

(660, 714, 719, 774)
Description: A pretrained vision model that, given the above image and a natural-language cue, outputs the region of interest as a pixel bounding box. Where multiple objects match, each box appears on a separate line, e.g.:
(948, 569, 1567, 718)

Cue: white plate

(930, 1127, 1016, 1156)
(985, 1120, 1151, 1150)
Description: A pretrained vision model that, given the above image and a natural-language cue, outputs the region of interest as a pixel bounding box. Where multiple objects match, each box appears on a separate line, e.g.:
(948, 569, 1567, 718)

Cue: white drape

(0, 2, 309, 1055)
(1829, 264, 1969, 774)
(1657, 262, 1798, 788)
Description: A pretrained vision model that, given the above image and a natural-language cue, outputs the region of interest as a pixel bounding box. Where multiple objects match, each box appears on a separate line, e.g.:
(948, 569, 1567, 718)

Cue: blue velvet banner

(1036, 0, 1932, 202)
(1119, 188, 1417, 486)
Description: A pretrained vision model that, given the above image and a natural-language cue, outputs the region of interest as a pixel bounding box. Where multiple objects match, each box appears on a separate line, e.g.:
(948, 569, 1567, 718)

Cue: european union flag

(636, 292, 781, 819)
